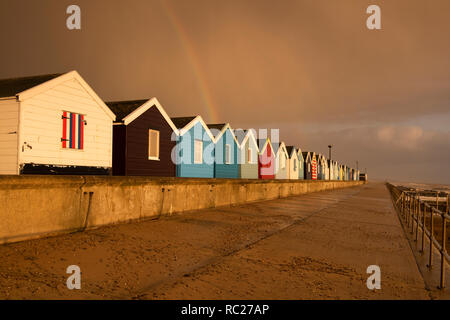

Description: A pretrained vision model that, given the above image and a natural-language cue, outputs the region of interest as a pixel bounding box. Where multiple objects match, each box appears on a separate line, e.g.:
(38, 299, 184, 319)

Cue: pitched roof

(233, 129, 247, 145)
(105, 99, 148, 121)
(207, 123, 226, 137)
(171, 116, 197, 129)
(286, 146, 295, 155)
(0, 73, 63, 98)
(258, 138, 268, 150)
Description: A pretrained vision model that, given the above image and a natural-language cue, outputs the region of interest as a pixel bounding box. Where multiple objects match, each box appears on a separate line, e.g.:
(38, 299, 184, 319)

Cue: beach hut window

(308, 163, 311, 172)
(247, 148, 252, 163)
(148, 129, 160, 160)
(225, 144, 231, 164)
(194, 140, 203, 164)
(61, 111, 85, 150)
(294, 159, 297, 171)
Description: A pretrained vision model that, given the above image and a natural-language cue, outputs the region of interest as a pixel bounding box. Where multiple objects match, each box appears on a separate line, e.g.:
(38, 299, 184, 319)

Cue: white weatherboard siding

(275, 152, 288, 179)
(0, 99, 19, 174)
(19, 78, 113, 168)
(289, 156, 299, 179)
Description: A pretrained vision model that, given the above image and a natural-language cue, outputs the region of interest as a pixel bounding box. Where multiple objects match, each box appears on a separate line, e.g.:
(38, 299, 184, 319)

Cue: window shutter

(62, 111, 85, 150)
(62, 111, 68, 148)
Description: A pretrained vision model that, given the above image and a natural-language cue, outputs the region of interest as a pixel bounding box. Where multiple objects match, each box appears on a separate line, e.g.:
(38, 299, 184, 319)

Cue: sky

(0, 0, 449, 184)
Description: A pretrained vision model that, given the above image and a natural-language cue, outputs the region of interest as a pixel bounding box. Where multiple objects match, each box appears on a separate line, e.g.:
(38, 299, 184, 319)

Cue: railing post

(436, 192, 439, 211)
(409, 194, 412, 226)
(439, 213, 446, 289)
(411, 193, 415, 233)
(447, 193, 449, 215)
(401, 192, 404, 216)
(421, 204, 426, 253)
(428, 206, 434, 269)
(416, 197, 420, 242)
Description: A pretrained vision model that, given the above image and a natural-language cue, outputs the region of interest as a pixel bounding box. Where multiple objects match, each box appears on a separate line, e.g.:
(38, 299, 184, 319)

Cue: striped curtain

(62, 111, 85, 149)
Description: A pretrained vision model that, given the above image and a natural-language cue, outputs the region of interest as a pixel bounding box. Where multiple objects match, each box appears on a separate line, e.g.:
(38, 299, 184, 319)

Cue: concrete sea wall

(0, 176, 365, 245)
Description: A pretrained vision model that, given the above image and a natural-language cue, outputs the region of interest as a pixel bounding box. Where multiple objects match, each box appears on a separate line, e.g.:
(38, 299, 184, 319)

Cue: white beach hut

(0, 71, 115, 175)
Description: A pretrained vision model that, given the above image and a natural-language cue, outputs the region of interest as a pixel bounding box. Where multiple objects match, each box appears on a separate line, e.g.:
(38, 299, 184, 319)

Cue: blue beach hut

(207, 123, 240, 178)
(171, 116, 215, 178)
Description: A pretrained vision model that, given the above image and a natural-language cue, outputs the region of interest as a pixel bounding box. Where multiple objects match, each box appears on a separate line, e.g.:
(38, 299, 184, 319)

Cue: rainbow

(161, 0, 220, 123)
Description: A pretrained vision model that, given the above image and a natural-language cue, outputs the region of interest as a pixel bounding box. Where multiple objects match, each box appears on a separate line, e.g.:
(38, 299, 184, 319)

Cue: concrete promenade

(0, 182, 430, 299)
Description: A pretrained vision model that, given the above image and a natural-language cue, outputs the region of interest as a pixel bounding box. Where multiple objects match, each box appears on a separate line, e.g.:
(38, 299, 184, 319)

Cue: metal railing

(386, 183, 450, 289)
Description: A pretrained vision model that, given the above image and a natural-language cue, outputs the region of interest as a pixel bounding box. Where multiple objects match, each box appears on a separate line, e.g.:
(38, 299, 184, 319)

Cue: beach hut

(171, 116, 215, 178)
(286, 146, 299, 180)
(0, 71, 115, 175)
(302, 151, 312, 180)
(327, 159, 333, 180)
(332, 161, 338, 180)
(107, 98, 178, 176)
(297, 148, 305, 180)
(316, 154, 321, 180)
(258, 138, 275, 179)
(317, 154, 324, 180)
(274, 142, 289, 179)
(207, 123, 240, 179)
(324, 157, 329, 180)
(339, 165, 344, 181)
(235, 129, 259, 179)
(311, 152, 317, 180)
(359, 172, 368, 181)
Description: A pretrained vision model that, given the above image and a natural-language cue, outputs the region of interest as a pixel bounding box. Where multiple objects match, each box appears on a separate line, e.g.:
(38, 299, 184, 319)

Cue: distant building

(339, 165, 344, 181)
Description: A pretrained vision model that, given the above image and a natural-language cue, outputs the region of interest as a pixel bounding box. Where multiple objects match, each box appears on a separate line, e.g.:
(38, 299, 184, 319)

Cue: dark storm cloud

(0, 0, 448, 183)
